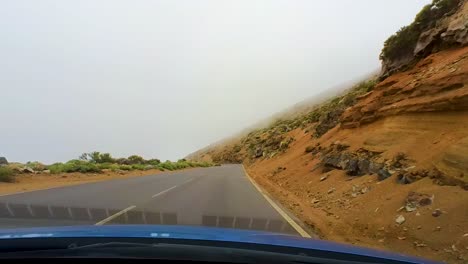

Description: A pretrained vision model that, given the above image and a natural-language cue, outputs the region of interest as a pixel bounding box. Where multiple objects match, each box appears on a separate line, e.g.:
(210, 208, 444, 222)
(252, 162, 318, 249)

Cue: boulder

(377, 169, 392, 181)
(0, 157, 7, 166)
(345, 158, 359, 176)
(369, 162, 384, 174)
(22, 167, 35, 173)
(357, 159, 371, 175)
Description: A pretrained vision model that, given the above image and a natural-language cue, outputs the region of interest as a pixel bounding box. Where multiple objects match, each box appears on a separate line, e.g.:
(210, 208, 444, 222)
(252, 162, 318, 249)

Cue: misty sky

(1, 0, 430, 163)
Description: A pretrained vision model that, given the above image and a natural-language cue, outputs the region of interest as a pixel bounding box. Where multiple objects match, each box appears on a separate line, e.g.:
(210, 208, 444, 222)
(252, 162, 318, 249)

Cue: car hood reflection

(0, 202, 297, 235)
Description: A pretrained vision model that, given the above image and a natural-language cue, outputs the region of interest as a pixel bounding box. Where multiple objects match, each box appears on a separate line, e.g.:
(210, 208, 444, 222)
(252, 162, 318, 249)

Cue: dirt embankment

(0, 169, 163, 196)
(193, 45, 468, 263)
(247, 110, 468, 263)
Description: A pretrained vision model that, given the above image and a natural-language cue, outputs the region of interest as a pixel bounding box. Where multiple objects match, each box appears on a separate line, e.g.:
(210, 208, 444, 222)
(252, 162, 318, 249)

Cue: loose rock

(432, 209, 442, 217)
(320, 174, 329, 181)
(22, 167, 35, 173)
(395, 215, 406, 225)
(377, 169, 392, 181)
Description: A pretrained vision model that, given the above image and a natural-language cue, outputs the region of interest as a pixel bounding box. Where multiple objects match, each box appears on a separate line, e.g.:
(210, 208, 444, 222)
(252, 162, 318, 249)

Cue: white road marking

(151, 178, 195, 198)
(152, 185, 177, 198)
(242, 165, 312, 238)
(95, 205, 136, 226)
(183, 178, 194, 184)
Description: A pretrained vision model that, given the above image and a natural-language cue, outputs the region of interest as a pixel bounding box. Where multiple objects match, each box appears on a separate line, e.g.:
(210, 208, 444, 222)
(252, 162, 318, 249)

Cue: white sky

(0, 0, 430, 163)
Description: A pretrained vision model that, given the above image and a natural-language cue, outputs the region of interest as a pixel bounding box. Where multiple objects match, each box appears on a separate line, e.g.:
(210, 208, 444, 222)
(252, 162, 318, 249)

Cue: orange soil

(246, 112, 468, 263)
(240, 47, 468, 263)
(0, 169, 163, 196)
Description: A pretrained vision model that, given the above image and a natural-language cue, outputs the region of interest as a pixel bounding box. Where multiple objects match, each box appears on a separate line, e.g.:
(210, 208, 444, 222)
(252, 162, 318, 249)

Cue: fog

(0, 0, 429, 163)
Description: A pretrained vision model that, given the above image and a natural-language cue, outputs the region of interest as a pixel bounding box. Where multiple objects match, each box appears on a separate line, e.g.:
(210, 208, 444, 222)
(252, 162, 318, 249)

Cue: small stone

(351, 193, 358, 198)
(378, 227, 385, 231)
(398, 236, 406, 240)
(61, 175, 67, 178)
(327, 187, 336, 194)
(311, 198, 320, 204)
(435, 226, 441, 231)
(405, 204, 417, 212)
(320, 174, 329, 181)
(395, 215, 406, 225)
(416, 226, 422, 230)
(416, 211, 421, 216)
(463, 233, 468, 237)
(361, 187, 368, 194)
(375, 207, 379, 213)
(414, 241, 427, 247)
(403, 227, 408, 231)
(378, 239, 385, 243)
(432, 209, 442, 217)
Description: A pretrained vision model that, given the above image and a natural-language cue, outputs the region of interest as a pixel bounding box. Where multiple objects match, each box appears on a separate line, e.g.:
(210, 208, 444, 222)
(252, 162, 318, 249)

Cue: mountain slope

(189, 1, 468, 262)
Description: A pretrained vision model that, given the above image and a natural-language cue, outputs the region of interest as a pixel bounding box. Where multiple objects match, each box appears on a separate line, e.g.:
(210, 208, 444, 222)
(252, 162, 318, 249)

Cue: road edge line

(95, 205, 136, 226)
(242, 165, 312, 238)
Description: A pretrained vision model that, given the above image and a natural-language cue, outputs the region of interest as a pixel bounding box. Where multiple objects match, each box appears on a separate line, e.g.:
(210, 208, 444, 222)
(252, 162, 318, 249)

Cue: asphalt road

(0, 165, 300, 235)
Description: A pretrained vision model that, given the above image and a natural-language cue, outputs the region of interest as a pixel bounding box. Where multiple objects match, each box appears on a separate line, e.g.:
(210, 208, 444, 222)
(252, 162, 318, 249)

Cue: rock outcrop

(0, 157, 7, 166)
(380, 0, 467, 78)
(341, 46, 468, 128)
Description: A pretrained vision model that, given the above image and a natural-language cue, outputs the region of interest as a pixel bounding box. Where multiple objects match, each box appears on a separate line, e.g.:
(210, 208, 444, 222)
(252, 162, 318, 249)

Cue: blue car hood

(0, 225, 438, 263)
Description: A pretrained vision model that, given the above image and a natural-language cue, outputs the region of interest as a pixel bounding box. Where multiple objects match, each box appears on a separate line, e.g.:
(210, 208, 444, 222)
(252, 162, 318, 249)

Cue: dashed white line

(95, 177, 196, 225)
(152, 185, 178, 198)
(95, 205, 136, 226)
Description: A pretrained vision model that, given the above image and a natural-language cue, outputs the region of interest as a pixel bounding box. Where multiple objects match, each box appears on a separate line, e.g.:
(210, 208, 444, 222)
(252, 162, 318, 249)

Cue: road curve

(0, 165, 301, 236)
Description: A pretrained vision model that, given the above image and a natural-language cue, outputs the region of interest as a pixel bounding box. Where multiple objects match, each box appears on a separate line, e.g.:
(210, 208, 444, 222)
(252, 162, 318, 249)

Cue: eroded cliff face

(380, 0, 467, 78)
(342, 46, 468, 128)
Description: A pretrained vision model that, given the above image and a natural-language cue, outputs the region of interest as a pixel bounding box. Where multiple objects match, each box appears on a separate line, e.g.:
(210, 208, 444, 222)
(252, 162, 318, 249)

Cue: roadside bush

(128, 155, 145, 164)
(159, 161, 176, 171)
(46, 153, 213, 174)
(26, 161, 46, 171)
(47, 160, 101, 174)
(131, 164, 146, 170)
(146, 159, 161, 165)
(0, 167, 15, 183)
(119, 165, 132, 171)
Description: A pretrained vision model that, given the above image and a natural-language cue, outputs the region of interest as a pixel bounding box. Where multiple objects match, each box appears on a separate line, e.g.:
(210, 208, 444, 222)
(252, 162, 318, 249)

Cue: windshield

(1, 1, 467, 263)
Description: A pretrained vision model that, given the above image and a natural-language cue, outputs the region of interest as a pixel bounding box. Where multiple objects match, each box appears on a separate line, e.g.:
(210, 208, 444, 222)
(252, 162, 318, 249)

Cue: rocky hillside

(380, 0, 467, 78)
(189, 1, 468, 263)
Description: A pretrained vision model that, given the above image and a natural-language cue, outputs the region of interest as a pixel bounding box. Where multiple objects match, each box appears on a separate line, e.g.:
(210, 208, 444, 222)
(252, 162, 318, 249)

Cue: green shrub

(48, 163, 64, 174)
(80, 152, 115, 163)
(0, 167, 15, 182)
(119, 165, 132, 171)
(47, 160, 101, 174)
(128, 155, 145, 164)
(97, 163, 113, 170)
(131, 164, 146, 170)
(146, 159, 161, 165)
